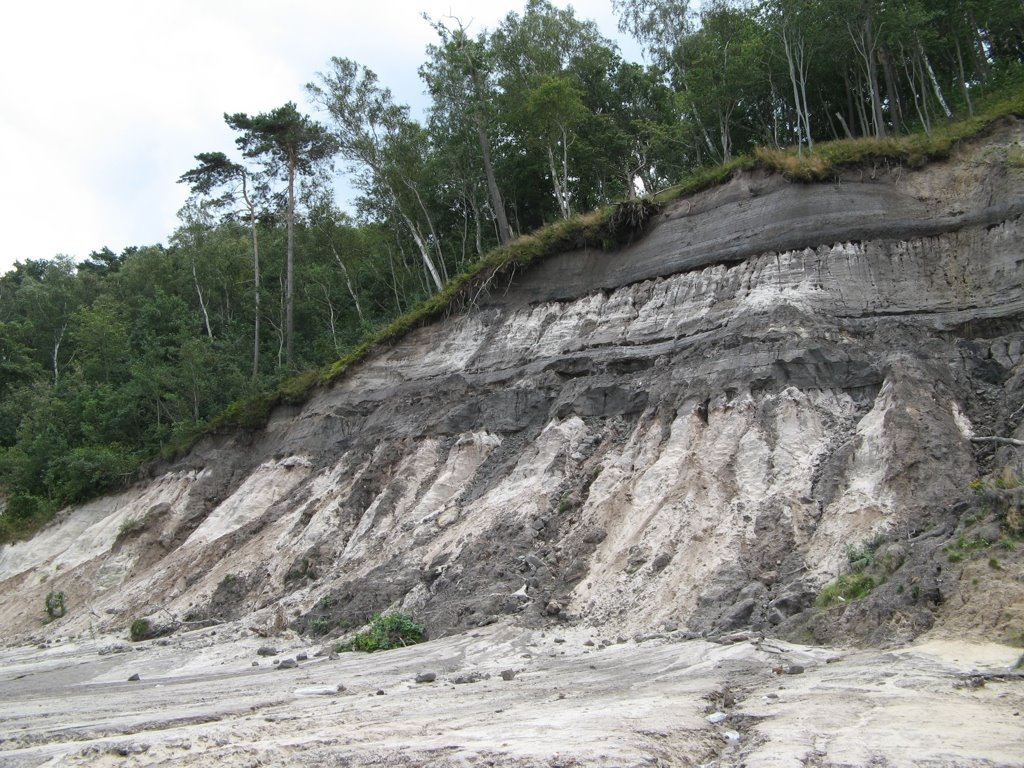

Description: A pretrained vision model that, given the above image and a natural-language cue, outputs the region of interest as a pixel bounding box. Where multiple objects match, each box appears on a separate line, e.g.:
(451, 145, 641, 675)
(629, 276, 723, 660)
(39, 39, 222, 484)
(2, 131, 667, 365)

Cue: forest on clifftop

(1, 0, 1022, 542)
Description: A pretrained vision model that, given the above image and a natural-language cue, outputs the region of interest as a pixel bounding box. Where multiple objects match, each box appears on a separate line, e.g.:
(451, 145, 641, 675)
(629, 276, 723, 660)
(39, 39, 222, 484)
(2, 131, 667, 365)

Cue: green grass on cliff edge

(165, 83, 1024, 457)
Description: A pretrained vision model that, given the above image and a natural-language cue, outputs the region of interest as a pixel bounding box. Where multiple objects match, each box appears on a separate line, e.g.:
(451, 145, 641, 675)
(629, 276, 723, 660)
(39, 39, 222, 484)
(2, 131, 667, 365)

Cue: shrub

(970, 469, 1023, 538)
(129, 618, 153, 642)
(336, 612, 425, 653)
(44, 590, 66, 620)
(44, 445, 136, 505)
(309, 616, 333, 636)
(816, 572, 876, 607)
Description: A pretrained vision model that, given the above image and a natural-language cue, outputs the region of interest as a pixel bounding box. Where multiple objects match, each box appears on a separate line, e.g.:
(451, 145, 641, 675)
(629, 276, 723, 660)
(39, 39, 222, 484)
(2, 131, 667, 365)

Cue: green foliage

(0, 493, 56, 545)
(309, 616, 334, 636)
(816, 572, 877, 607)
(968, 468, 1023, 538)
(44, 590, 66, 620)
(944, 533, 991, 563)
(117, 517, 146, 538)
(129, 618, 153, 642)
(336, 612, 425, 653)
(44, 445, 136, 505)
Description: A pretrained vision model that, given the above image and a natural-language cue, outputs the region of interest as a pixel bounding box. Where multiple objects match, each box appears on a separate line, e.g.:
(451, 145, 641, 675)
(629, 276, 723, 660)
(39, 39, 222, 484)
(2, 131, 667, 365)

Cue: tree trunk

(849, 16, 886, 138)
(475, 117, 512, 245)
(329, 243, 365, 325)
(241, 174, 260, 379)
(879, 46, 904, 134)
(955, 37, 973, 117)
(285, 154, 296, 369)
(918, 35, 952, 119)
(191, 255, 213, 341)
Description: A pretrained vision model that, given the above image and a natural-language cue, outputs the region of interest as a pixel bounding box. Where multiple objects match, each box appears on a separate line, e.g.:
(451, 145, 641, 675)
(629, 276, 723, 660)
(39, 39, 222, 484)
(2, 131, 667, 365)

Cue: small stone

(783, 665, 805, 675)
(706, 711, 729, 724)
(545, 600, 562, 616)
(376, 689, 385, 696)
(583, 640, 595, 647)
(415, 671, 437, 684)
(328, 652, 340, 660)
(277, 658, 298, 670)
(500, 669, 518, 681)
(296, 653, 308, 661)
(252, 661, 259, 667)
(257, 646, 279, 657)
(127, 673, 141, 682)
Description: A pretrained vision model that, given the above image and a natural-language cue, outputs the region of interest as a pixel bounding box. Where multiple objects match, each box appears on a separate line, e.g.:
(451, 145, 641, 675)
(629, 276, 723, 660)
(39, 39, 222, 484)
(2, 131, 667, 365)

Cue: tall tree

(225, 103, 335, 368)
(179, 150, 267, 378)
(422, 17, 514, 245)
(308, 60, 447, 293)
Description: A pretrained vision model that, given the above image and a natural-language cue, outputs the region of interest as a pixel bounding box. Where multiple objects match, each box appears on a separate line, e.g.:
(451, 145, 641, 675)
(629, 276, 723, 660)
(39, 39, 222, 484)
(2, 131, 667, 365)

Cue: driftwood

(970, 436, 1024, 448)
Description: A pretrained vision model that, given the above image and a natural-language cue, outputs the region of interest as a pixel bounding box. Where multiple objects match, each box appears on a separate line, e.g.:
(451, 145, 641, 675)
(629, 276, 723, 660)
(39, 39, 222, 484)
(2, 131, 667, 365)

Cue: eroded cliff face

(2, 121, 1023, 647)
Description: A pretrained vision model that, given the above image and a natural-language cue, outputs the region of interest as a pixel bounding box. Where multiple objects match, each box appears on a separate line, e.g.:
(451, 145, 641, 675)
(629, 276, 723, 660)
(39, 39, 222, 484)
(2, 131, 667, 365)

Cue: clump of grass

(129, 618, 153, 642)
(335, 612, 425, 653)
(968, 468, 1023, 538)
(816, 572, 877, 607)
(44, 590, 66, 620)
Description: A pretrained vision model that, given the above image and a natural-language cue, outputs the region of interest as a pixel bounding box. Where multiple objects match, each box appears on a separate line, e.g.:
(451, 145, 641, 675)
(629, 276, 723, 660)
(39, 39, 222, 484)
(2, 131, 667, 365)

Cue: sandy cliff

(1, 120, 1022, 653)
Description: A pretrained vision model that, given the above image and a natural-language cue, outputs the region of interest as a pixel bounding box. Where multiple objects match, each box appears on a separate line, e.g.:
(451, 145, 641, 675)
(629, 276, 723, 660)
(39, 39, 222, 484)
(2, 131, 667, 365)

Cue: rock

(500, 669, 518, 681)
(651, 552, 673, 572)
(296, 653, 308, 661)
(277, 658, 298, 670)
(294, 686, 340, 696)
(415, 671, 437, 683)
(452, 672, 486, 684)
(545, 600, 562, 616)
(252, 661, 259, 667)
(783, 664, 805, 675)
(876, 543, 908, 573)
(256, 646, 279, 657)
(582, 527, 607, 545)
(976, 524, 1003, 545)
(717, 598, 757, 631)
(127, 673, 141, 682)
(706, 711, 729, 724)
(375, 689, 385, 696)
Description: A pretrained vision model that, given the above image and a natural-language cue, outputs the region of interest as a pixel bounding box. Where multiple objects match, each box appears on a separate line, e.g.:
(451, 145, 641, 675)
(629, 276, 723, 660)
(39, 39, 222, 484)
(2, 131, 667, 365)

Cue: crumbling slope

(1, 120, 1023, 650)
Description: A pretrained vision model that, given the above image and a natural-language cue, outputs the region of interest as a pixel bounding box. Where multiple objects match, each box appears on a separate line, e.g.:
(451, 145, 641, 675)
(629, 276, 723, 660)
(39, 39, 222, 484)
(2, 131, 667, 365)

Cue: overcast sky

(0, 0, 643, 277)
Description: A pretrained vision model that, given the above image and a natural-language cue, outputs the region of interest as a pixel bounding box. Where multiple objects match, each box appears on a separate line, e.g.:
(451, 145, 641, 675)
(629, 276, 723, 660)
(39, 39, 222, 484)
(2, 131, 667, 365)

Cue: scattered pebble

(500, 669, 518, 681)
(415, 671, 437, 684)
(706, 711, 729, 724)
(127, 673, 141, 682)
(277, 659, 298, 670)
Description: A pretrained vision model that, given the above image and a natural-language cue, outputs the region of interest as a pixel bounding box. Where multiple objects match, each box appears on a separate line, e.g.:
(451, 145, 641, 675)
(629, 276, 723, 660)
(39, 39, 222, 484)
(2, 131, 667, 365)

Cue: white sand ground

(0, 622, 1021, 767)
